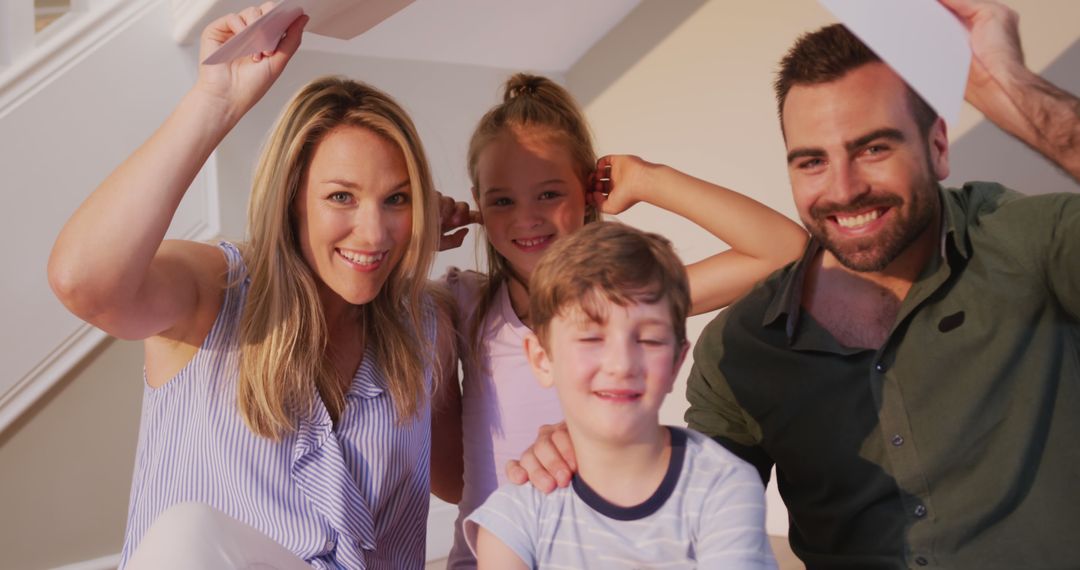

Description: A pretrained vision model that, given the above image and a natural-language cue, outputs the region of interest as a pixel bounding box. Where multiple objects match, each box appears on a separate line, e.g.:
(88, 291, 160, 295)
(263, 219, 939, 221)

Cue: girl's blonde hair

(464, 73, 599, 362)
(238, 76, 439, 439)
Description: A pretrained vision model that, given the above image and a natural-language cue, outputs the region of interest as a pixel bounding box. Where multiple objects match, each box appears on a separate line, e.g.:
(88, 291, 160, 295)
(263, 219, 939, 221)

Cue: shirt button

(875, 361, 888, 373)
(891, 434, 905, 446)
(914, 504, 927, 518)
(325, 539, 335, 551)
(915, 556, 929, 566)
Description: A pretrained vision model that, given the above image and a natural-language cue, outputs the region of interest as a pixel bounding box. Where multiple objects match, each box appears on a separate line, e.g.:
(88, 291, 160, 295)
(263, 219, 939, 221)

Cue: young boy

(464, 222, 777, 569)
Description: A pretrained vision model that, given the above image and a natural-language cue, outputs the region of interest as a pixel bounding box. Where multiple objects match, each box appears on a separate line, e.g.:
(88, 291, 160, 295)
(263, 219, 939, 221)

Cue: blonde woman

(48, 5, 461, 568)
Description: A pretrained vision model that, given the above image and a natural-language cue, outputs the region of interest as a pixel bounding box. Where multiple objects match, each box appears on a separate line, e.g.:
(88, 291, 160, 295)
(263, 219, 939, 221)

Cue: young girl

(48, 6, 460, 568)
(443, 73, 807, 568)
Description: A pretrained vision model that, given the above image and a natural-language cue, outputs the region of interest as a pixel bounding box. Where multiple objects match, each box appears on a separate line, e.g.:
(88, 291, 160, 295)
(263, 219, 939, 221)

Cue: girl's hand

(438, 193, 482, 251)
(588, 154, 654, 215)
(194, 3, 308, 124)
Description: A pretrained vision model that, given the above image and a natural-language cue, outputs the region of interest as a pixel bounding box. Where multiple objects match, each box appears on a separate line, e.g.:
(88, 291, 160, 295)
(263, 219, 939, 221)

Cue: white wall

(0, 1, 210, 566)
(0, 338, 144, 570)
(567, 0, 1080, 538)
(0, 0, 217, 437)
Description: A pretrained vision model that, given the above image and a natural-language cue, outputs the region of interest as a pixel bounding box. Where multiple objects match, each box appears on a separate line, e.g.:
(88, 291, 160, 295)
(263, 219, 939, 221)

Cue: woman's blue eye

(329, 192, 351, 203)
(386, 192, 410, 206)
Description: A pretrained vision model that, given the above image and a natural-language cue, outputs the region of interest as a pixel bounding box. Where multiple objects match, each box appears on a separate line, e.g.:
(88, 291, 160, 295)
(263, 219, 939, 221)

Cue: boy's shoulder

(675, 427, 767, 487)
(464, 480, 577, 566)
(468, 429, 773, 569)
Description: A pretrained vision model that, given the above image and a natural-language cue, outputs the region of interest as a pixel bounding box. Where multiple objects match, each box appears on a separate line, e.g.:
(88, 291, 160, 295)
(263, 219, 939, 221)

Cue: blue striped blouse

(119, 242, 433, 569)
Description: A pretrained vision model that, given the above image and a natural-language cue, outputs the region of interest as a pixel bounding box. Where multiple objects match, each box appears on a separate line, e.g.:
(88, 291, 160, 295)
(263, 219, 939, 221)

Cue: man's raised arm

(942, 0, 1080, 182)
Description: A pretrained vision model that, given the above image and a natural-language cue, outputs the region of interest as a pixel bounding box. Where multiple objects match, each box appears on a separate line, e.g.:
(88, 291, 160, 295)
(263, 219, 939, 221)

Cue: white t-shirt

(465, 427, 778, 570)
(442, 268, 565, 569)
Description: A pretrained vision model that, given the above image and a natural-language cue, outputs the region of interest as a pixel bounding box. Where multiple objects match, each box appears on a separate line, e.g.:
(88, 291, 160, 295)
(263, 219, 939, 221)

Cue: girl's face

(475, 126, 588, 280)
(294, 125, 413, 314)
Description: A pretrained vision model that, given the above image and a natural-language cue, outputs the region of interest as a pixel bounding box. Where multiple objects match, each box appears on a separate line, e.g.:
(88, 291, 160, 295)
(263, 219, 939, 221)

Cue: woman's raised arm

(48, 5, 307, 340)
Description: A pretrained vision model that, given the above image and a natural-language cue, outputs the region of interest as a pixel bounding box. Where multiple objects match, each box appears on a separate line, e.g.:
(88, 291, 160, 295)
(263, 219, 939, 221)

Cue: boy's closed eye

(571, 322, 604, 343)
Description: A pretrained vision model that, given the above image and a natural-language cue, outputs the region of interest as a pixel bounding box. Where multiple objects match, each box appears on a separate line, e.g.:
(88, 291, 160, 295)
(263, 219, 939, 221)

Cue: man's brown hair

(529, 222, 690, 350)
(774, 24, 938, 137)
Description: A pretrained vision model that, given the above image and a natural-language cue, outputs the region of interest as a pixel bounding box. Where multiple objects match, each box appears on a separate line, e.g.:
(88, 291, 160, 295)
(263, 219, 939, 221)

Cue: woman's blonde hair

(464, 73, 599, 363)
(238, 76, 439, 439)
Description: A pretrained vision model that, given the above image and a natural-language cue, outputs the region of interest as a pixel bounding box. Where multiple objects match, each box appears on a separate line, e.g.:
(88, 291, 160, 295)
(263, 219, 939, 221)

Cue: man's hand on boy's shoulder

(506, 422, 578, 492)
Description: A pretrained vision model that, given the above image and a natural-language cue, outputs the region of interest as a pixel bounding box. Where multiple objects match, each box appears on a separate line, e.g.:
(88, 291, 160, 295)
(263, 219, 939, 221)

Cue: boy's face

(524, 295, 689, 445)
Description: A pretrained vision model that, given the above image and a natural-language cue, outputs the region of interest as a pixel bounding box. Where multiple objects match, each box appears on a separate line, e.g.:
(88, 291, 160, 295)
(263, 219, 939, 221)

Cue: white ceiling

(299, 0, 642, 72)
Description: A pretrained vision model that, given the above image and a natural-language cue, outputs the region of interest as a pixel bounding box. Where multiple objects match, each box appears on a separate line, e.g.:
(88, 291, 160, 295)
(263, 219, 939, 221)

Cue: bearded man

(682, 2, 1080, 568)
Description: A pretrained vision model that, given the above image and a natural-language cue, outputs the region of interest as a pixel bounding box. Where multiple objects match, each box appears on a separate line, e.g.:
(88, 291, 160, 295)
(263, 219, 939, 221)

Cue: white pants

(126, 502, 313, 570)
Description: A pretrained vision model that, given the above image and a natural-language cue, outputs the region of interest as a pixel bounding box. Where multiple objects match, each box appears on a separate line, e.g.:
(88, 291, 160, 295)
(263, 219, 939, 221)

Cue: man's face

(782, 63, 949, 272)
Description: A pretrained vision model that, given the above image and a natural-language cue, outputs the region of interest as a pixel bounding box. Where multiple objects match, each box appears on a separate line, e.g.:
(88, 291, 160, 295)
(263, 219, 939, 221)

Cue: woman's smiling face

(294, 125, 413, 313)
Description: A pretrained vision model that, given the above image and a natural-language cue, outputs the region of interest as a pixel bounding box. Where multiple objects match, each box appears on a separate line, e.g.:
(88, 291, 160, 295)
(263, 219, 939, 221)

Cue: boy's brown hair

(529, 222, 690, 350)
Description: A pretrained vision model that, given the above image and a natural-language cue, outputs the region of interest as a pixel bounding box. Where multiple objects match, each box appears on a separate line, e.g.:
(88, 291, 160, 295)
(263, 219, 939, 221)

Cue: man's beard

(806, 176, 938, 273)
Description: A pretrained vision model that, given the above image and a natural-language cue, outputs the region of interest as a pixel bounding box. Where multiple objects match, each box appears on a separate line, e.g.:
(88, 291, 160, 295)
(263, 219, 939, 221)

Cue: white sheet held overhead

(203, 0, 414, 65)
(817, 0, 970, 125)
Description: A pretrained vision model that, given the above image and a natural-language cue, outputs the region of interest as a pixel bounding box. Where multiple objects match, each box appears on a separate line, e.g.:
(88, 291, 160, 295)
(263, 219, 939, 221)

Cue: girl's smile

(475, 126, 588, 280)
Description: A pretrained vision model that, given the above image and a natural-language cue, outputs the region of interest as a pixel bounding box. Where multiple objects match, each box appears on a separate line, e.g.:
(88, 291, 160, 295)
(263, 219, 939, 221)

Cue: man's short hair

(774, 24, 938, 137)
(529, 222, 690, 349)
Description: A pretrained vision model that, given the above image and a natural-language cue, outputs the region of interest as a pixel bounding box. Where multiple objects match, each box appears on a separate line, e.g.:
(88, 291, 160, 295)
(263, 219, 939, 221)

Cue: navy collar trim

(571, 427, 687, 521)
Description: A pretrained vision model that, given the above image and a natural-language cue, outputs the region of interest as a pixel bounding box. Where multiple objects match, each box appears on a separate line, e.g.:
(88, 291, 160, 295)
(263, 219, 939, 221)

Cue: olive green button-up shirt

(686, 182, 1080, 569)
